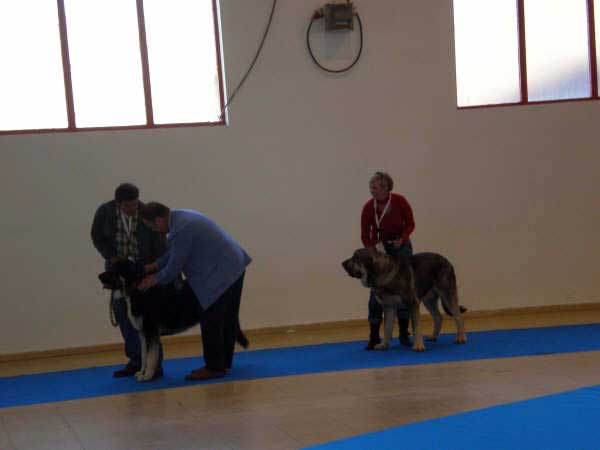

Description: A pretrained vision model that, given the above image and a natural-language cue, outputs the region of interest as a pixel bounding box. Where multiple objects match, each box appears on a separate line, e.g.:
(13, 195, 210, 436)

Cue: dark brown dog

(342, 247, 467, 351)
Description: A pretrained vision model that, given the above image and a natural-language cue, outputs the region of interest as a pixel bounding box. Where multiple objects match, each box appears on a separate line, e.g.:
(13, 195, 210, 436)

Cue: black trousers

(183, 273, 245, 371)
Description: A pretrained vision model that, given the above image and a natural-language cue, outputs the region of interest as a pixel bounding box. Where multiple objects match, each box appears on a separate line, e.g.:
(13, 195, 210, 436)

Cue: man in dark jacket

(91, 183, 167, 378)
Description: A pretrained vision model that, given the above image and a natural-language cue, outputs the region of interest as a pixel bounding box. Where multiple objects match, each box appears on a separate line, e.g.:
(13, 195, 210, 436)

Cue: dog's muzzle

(342, 258, 363, 278)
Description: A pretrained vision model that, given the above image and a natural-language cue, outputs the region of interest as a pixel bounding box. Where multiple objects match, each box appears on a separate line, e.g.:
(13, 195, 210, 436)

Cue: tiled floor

(1, 308, 600, 449)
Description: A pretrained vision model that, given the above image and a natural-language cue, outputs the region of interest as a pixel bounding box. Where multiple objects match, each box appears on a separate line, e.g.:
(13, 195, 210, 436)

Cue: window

(453, 0, 600, 108)
(453, 0, 521, 106)
(0, 0, 225, 134)
(524, 0, 590, 101)
(0, 2, 68, 131)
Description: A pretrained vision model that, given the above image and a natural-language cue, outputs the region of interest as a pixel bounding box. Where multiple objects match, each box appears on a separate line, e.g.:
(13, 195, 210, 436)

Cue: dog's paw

(374, 342, 389, 350)
(135, 370, 155, 381)
(136, 371, 156, 382)
(455, 335, 467, 344)
(425, 335, 438, 342)
(411, 342, 426, 352)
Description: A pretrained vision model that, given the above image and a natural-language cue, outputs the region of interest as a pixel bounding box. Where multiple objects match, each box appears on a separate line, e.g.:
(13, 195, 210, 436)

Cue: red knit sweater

(361, 193, 415, 247)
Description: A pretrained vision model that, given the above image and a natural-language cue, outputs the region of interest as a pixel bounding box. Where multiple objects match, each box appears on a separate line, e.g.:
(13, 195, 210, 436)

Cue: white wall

(1, 0, 599, 355)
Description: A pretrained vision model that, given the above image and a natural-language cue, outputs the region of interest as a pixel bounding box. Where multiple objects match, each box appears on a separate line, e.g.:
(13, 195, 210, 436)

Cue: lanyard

(119, 210, 134, 240)
(374, 195, 391, 241)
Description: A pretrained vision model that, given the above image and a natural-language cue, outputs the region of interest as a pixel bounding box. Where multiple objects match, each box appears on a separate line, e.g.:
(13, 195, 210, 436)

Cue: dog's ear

(113, 260, 145, 282)
(356, 248, 377, 270)
(374, 254, 395, 273)
(98, 272, 111, 285)
(358, 247, 395, 286)
(361, 255, 374, 272)
(98, 271, 122, 290)
(355, 251, 377, 286)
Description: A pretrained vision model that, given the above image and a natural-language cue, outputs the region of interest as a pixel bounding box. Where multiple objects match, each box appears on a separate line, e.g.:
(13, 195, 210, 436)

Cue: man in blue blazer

(138, 202, 252, 380)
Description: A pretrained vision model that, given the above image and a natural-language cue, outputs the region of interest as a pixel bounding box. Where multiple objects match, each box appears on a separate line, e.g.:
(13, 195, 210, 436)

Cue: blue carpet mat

(1, 323, 599, 408)
(305, 385, 600, 449)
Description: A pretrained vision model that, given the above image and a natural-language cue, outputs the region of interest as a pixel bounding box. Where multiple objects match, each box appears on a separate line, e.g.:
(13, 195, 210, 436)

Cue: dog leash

(109, 294, 118, 327)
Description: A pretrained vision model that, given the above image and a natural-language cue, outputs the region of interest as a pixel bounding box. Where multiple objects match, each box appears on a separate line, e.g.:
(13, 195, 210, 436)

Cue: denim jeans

(111, 292, 163, 368)
(368, 238, 413, 324)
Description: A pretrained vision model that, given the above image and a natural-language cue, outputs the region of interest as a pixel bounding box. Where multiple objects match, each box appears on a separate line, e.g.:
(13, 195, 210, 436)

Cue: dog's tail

(440, 265, 467, 316)
(236, 326, 250, 349)
(233, 301, 250, 348)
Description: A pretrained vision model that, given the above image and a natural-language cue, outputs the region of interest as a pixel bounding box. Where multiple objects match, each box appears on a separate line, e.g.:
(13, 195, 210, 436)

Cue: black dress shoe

(365, 322, 382, 350)
(185, 367, 226, 381)
(113, 362, 140, 378)
(364, 337, 381, 350)
(399, 334, 412, 347)
(150, 366, 164, 380)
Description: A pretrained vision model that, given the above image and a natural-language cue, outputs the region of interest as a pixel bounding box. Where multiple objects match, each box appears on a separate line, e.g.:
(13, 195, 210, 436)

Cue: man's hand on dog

(144, 262, 159, 274)
(390, 238, 404, 248)
(378, 239, 404, 252)
(138, 275, 157, 292)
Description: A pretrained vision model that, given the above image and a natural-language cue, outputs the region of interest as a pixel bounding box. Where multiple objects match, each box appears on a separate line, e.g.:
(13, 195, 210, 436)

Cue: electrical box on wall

(307, 0, 362, 73)
(323, 1, 355, 30)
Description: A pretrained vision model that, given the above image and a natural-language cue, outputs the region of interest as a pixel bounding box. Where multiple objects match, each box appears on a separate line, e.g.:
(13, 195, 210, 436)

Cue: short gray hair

(369, 171, 394, 191)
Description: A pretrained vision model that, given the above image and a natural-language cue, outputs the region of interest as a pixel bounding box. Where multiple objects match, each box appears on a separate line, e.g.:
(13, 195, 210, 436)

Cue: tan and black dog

(342, 247, 467, 351)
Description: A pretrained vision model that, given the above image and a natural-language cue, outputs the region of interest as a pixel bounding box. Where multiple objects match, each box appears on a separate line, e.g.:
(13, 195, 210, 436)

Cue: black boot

(398, 318, 411, 347)
(113, 361, 140, 378)
(364, 322, 381, 350)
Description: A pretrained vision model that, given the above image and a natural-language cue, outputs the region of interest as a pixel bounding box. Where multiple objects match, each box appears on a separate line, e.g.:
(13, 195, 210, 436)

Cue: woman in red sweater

(360, 171, 415, 349)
